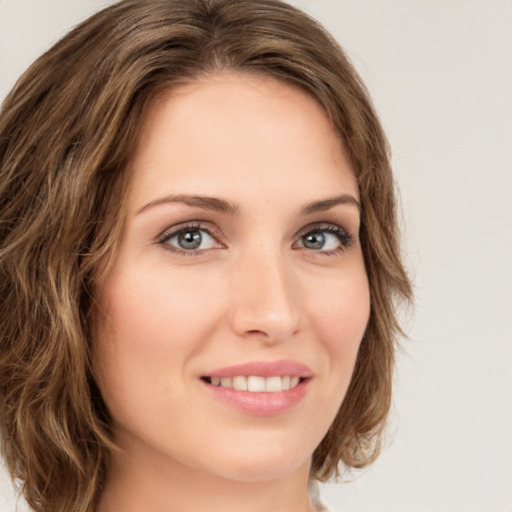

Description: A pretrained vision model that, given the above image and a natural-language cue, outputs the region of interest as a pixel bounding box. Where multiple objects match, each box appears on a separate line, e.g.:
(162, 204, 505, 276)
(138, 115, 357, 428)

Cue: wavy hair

(0, 1, 412, 510)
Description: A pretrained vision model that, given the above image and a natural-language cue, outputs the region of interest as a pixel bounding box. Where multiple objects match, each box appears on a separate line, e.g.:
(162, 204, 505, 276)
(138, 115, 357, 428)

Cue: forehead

(126, 72, 358, 213)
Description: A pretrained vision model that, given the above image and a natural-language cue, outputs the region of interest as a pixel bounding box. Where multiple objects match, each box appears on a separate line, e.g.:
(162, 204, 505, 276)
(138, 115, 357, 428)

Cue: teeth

(209, 375, 302, 392)
(232, 376, 247, 391)
(220, 377, 231, 388)
(248, 376, 265, 392)
(265, 376, 282, 392)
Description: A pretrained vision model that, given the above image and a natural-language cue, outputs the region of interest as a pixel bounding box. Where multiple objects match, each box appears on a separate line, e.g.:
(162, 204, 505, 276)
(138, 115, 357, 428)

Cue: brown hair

(0, 1, 412, 511)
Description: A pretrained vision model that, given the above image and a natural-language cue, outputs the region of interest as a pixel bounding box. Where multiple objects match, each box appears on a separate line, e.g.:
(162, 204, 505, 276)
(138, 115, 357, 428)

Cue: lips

(203, 359, 313, 379)
(200, 360, 313, 416)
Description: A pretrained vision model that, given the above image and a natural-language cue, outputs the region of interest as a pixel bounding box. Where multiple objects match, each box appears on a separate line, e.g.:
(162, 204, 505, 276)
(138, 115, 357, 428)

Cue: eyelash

(156, 221, 354, 257)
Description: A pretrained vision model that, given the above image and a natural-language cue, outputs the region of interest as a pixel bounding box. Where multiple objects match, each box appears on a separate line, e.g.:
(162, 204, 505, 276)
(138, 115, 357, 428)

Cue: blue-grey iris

(303, 232, 325, 250)
(178, 230, 202, 250)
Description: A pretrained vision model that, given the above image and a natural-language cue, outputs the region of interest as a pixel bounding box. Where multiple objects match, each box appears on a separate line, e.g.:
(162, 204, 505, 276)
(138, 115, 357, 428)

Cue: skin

(93, 72, 370, 512)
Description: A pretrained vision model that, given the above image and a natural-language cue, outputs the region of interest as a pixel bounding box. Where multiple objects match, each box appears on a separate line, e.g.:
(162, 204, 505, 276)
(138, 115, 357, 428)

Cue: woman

(0, 1, 412, 511)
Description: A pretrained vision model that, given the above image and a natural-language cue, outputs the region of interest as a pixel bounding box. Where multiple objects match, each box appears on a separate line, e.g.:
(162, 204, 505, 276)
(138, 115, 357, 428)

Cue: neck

(96, 440, 316, 512)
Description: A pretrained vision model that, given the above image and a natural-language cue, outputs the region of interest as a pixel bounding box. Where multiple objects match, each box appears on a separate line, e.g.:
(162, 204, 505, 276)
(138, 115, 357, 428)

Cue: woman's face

(93, 73, 370, 483)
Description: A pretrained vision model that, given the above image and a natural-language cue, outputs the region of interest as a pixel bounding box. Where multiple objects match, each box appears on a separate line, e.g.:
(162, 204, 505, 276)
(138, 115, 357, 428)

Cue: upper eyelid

(294, 221, 350, 237)
(157, 221, 224, 244)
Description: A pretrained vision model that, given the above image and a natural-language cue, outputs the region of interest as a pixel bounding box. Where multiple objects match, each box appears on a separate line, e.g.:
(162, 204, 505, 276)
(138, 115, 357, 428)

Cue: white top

(309, 479, 333, 512)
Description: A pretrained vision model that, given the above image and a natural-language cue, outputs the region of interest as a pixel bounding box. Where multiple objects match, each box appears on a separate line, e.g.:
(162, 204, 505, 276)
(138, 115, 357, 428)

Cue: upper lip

(202, 359, 313, 379)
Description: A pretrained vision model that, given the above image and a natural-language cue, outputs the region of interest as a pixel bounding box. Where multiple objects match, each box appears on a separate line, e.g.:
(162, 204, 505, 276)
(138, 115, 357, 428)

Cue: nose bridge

(229, 242, 300, 341)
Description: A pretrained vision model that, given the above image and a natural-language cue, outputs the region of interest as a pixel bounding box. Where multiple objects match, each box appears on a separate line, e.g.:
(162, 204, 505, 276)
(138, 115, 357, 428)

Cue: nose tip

(229, 252, 300, 343)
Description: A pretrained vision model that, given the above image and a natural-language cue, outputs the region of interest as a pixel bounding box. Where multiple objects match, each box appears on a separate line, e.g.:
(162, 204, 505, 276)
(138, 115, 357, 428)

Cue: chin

(194, 436, 313, 482)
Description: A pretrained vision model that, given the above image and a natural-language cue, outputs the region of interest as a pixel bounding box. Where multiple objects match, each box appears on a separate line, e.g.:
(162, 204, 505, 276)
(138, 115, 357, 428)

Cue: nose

(228, 247, 301, 344)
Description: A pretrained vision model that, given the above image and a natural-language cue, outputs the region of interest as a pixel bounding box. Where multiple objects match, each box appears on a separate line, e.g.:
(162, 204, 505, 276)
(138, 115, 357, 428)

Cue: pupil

(304, 232, 325, 250)
(178, 230, 202, 250)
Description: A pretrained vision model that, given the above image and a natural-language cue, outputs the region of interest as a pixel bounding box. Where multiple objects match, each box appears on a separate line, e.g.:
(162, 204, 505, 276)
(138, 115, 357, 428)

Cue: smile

(200, 360, 313, 415)
(202, 375, 304, 392)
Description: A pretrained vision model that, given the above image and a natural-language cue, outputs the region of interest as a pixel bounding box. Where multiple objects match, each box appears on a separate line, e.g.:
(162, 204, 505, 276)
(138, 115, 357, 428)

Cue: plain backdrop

(1, 1, 511, 511)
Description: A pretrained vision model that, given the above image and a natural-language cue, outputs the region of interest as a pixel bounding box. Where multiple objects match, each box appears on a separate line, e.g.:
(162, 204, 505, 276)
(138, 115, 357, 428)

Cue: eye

(158, 223, 222, 254)
(294, 224, 353, 255)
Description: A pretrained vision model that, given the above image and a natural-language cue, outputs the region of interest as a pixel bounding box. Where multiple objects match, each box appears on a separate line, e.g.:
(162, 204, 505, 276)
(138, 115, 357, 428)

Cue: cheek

(304, 261, 370, 388)
(308, 263, 370, 341)
(92, 264, 223, 417)
(98, 260, 221, 349)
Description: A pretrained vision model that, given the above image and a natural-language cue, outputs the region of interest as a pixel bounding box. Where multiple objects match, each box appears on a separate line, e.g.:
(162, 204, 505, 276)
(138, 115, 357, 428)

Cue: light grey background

(1, 1, 511, 511)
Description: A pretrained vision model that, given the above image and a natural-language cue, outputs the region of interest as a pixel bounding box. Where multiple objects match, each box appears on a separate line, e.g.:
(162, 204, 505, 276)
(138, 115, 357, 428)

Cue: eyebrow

(136, 193, 360, 216)
(137, 194, 240, 215)
(301, 194, 361, 215)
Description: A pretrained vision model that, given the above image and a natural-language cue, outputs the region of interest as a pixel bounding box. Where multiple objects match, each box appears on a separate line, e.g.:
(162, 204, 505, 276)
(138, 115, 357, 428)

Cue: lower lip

(202, 379, 310, 416)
